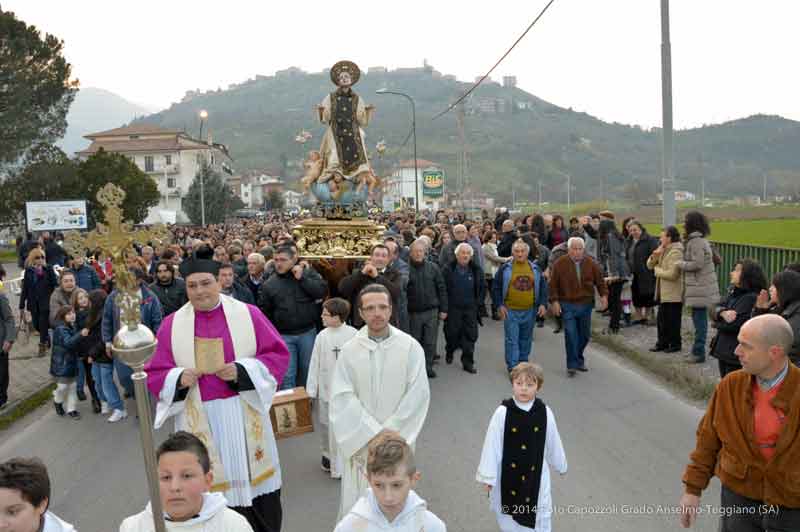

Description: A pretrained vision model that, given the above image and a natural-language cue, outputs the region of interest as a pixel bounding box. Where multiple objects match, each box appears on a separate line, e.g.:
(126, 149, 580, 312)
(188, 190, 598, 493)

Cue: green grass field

(644, 219, 800, 249)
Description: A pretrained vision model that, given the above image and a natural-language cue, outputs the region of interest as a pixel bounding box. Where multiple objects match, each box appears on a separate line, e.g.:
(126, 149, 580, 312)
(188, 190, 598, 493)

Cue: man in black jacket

(497, 219, 518, 258)
(407, 240, 448, 378)
(442, 242, 484, 374)
(149, 260, 188, 317)
(241, 253, 268, 303)
(338, 244, 402, 328)
(218, 263, 255, 304)
(258, 244, 327, 389)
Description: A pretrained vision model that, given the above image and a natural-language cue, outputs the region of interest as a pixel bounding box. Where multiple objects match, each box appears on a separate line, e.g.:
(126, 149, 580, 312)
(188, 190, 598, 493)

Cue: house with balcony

(78, 124, 232, 224)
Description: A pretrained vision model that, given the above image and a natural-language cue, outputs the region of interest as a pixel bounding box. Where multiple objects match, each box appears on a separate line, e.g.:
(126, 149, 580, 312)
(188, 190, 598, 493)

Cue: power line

(432, 0, 558, 120)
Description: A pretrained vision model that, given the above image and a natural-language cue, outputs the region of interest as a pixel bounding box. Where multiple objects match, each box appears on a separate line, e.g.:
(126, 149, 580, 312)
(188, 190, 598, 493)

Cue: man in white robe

(330, 284, 431, 519)
(145, 246, 290, 532)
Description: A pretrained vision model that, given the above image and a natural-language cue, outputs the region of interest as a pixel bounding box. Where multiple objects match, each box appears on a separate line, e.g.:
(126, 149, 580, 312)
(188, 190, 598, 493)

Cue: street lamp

(376, 88, 418, 213)
(198, 110, 209, 226)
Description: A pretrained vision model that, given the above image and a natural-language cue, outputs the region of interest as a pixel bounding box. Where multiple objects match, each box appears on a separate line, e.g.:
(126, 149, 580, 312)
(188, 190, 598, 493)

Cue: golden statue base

(292, 217, 385, 259)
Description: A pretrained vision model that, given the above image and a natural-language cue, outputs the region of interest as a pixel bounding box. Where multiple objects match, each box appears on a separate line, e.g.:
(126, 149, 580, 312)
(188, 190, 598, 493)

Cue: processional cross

(63, 183, 171, 532)
(64, 183, 170, 326)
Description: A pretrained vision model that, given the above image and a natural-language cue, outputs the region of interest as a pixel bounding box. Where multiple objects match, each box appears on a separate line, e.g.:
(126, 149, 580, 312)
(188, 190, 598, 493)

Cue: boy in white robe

(330, 284, 431, 519)
(120, 431, 254, 532)
(476, 363, 567, 532)
(0, 457, 77, 532)
(306, 297, 356, 478)
(334, 430, 446, 532)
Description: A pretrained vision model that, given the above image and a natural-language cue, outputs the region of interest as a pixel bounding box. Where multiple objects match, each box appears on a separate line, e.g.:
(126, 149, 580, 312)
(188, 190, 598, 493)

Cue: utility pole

(763, 173, 767, 203)
(567, 173, 571, 213)
(512, 182, 516, 211)
(538, 180, 542, 209)
(660, 0, 676, 226)
(701, 176, 705, 207)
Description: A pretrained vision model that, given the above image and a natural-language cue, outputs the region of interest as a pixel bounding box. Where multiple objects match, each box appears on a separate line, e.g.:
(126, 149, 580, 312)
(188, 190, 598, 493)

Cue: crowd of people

(2, 205, 800, 531)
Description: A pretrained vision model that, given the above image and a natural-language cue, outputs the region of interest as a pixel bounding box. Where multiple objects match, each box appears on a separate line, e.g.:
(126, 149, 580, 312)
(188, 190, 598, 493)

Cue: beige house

(78, 124, 232, 224)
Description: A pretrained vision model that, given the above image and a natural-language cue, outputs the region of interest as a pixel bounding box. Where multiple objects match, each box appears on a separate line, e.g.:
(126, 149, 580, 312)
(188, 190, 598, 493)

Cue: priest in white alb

(145, 246, 290, 532)
(330, 284, 431, 520)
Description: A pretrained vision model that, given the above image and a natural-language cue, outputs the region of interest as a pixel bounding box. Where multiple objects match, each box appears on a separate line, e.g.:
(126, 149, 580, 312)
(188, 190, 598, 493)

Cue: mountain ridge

(125, 67, 800, 203)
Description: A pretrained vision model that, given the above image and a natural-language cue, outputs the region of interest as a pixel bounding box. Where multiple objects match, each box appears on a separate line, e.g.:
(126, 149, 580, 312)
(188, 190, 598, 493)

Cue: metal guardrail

(711, 240, 800, 293)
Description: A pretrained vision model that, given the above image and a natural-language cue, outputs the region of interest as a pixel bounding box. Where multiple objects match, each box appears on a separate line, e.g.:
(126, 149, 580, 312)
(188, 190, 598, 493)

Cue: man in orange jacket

(679, 313, 800, 530)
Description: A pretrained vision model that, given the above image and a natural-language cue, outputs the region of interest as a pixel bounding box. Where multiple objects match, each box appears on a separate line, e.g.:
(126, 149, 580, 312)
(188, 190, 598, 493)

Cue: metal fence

(711, 241, 800, 293)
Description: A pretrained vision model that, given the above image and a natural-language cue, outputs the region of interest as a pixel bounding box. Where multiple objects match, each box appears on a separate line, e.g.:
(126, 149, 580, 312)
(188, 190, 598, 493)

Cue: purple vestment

(146, 303, 289, 401)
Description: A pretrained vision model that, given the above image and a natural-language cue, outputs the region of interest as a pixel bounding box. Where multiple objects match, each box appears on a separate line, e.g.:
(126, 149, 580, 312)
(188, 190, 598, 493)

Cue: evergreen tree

(183, 161, 243, 225)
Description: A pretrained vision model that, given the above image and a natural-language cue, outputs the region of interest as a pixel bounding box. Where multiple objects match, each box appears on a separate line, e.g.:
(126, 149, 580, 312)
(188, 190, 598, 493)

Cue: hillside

(131, 67, 800, 204)
(58, 87, 151, 156)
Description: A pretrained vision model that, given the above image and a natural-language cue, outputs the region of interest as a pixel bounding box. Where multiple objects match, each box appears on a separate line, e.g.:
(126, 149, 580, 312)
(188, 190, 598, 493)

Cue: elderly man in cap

(146, 245, 290, 532)
(680, 314, 800, 531)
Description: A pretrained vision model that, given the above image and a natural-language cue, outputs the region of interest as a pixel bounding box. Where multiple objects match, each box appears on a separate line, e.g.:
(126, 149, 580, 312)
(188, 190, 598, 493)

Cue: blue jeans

(92, 362, 123, 411)
(561, 302, 593, 370)
(691, 307, 708, 357)
(503, 308, 535, 370)
(114, 357, 134, 397)
(281, 328, 317, 390)
(77, 358, 87, 391)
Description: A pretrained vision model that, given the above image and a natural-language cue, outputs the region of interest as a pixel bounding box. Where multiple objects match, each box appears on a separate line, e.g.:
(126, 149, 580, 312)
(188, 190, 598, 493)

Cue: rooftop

(84, 123, 184, 140)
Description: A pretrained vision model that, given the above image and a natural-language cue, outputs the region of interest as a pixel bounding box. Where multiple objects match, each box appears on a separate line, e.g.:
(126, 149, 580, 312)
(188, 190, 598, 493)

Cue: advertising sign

(25, 200, 88, 232)
(422, 171, 444, 197)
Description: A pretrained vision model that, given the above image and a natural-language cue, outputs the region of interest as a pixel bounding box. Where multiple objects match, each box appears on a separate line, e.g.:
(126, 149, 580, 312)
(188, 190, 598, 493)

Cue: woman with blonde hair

(647, 226, 684, 353)
(19, 248, 58, 357)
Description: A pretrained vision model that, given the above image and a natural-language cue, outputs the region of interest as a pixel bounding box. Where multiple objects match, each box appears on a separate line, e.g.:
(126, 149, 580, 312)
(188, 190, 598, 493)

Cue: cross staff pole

(64, 183, 170, 532)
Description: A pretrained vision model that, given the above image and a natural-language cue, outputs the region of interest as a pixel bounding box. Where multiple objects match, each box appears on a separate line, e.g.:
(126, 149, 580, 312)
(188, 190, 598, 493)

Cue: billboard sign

(422, 171, 444, 197)
(25, 200, 88, 232)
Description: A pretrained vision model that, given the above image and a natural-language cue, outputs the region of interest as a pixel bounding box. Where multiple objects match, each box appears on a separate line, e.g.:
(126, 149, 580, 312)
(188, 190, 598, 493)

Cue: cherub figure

(356, 169, 381, 195)
(301, 150, 323, 191)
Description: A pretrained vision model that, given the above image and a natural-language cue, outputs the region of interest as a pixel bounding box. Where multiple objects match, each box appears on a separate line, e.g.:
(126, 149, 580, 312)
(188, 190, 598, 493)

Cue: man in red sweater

(680, 314, 800, 530)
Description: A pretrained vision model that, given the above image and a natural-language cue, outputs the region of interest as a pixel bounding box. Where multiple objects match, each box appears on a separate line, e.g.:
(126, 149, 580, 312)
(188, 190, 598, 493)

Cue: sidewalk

(2, 332, 54, 422)
(1, 261, 55, 427)
(587, 310, 720, 402)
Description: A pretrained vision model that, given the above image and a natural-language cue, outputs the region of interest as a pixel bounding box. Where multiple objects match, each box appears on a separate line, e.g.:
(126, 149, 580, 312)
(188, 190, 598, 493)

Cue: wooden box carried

(269, 386, 313, 440)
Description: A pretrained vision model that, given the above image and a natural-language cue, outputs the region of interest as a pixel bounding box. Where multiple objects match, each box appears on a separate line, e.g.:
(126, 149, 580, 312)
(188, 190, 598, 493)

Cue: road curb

(589, 323, 718, 402)
(0, 381, 56, 431)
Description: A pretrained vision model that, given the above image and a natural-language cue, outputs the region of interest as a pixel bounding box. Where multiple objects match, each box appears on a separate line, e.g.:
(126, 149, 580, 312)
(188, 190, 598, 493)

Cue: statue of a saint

(314, 60, 374, 198)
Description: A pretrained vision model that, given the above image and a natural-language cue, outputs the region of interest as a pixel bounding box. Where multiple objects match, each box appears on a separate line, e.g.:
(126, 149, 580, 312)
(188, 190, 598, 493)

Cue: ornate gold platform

(292, 217, 385, 259)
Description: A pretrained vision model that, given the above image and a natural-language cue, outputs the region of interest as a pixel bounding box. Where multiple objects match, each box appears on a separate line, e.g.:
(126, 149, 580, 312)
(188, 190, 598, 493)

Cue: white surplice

(334, 488, 446, 532)
(476, 399, 568, 532)
(307, 323, 357, 478)
(153, 358, 281, 507)
(330, 325, 431, 520)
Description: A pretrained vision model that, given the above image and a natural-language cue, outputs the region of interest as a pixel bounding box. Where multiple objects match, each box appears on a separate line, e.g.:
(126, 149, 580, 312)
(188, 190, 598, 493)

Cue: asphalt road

(0, 318, 721, 532)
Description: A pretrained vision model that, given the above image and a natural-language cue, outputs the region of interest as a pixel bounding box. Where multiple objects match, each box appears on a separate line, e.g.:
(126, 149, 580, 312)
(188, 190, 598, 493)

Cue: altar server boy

(476, 363, 567, 532)
(334, 430, 446, 532)
(0, 457, 77, 532)
(119, 431, 254, 532)
(307, 297, 357, 478)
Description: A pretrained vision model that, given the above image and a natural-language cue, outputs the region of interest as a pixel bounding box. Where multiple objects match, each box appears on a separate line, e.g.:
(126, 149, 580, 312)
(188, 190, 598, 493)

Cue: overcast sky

(5, 0, 798, 129)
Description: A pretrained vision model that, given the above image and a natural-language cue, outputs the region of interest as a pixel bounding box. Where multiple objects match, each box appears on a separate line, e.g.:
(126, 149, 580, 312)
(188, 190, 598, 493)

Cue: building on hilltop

(78, 124, 233, 224)
(276, 67, 305, 79)
(368, 66, 388, 74)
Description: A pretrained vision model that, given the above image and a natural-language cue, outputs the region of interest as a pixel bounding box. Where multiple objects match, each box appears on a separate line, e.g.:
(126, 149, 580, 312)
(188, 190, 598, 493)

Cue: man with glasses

(330, 284, 430, 519)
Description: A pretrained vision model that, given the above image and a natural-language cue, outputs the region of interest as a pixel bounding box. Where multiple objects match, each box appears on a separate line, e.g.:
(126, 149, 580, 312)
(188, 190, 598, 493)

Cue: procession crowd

(2, 205, 800, 532)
